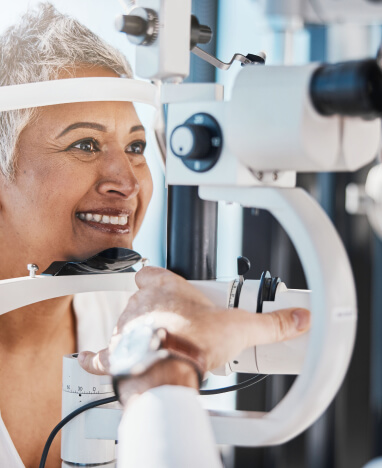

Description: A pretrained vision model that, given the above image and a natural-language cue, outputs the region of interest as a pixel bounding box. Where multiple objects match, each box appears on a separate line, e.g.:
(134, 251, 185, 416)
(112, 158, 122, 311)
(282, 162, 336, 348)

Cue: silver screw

(272, 172, 278, 181)
(256, 171, 263, 181)
(27, 264, 39, 278)
(258, 51, 267, 62)
(141, 258, 150, 267)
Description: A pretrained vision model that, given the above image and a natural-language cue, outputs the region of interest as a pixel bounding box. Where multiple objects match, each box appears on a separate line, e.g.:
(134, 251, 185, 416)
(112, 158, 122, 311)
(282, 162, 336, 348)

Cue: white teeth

(78, 213, 129, 226)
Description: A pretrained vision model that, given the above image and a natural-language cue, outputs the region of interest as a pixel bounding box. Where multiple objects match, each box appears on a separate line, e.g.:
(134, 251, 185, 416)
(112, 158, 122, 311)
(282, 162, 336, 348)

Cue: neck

(0, 295, 76, 354)
(0, 242, 78, 356)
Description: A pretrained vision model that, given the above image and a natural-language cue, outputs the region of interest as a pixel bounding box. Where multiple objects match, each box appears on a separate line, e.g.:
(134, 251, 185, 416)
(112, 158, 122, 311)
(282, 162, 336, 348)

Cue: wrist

(117, 358, 199, 407)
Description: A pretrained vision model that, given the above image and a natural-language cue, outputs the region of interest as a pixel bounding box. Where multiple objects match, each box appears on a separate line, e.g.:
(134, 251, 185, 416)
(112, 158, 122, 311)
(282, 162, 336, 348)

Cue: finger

(116, 291, 156, 333)
(244, 308, 310, 347)
(135, 267, 213, 308)
(78, 349, 110, 375)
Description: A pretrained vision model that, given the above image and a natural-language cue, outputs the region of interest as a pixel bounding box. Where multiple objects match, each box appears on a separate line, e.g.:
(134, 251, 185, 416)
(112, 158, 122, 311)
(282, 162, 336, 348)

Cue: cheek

(133, 166, 153, 232)
(14, 159, 93, 224)
(140, 166, 154, 207)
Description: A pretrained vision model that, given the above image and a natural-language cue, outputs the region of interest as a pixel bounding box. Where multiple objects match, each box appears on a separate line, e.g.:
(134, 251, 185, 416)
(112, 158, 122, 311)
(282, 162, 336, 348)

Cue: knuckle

(156, 275, 169, 289)
(269, 311, 289, 341)
(157, 273, 180, 291)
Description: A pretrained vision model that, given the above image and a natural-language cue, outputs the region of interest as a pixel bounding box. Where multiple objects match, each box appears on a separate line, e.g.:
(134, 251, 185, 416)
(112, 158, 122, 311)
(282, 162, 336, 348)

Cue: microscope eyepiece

(310, 59, 382, 118)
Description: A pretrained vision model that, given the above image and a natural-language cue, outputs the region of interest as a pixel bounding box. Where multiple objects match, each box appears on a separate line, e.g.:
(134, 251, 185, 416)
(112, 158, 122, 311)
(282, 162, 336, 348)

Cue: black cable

(200, 374, 269, 395)
(40, 375, 268, 466)
(39, 395, 117, 468)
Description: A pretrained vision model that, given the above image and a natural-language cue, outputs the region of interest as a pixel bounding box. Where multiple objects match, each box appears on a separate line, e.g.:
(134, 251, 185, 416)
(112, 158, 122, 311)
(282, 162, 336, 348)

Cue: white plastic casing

(338, 117, 381, 171)
(134, 0, 191, 81)
(166, 64, 380, 187)
(228, 64, 339, 172)
(189, 279, 234, 310)
(228, 64, 380, 173)
(61, 355, 116, 465)
(364, 164, 382, 239)
(166, 99, 297, 187)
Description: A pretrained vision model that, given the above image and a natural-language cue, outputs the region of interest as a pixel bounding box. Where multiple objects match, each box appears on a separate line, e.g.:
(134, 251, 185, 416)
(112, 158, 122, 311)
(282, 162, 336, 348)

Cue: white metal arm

(0, 273, 138, 316)
(200, 186, 357, 446)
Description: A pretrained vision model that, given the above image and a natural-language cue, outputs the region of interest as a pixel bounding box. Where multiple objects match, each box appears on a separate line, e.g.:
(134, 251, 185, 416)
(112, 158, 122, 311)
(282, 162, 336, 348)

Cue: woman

(0, 4, 310, 468)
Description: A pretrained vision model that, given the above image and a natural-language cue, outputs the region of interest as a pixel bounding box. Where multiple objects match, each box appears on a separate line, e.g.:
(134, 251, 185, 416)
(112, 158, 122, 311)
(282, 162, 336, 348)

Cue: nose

(96, 151, 140, 200)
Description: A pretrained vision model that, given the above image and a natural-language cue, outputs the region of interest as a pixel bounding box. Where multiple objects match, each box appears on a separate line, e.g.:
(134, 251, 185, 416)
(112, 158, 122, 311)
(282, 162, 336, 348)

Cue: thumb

(78, 348, 110, 375)
(246, 308, 311, 346)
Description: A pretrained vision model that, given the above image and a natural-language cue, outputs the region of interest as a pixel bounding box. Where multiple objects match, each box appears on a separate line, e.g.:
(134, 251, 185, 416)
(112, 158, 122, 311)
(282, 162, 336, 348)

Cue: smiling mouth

(76, 211, 131, 234)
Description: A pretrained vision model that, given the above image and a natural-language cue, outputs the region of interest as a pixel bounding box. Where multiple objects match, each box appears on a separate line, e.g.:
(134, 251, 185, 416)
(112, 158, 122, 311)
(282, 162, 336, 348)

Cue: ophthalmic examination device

(1, 0, 382, 466)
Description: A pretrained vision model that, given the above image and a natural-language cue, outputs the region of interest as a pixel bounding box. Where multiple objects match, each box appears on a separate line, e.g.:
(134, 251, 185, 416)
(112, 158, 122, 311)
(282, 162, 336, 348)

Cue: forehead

(36, 100, 142, 131)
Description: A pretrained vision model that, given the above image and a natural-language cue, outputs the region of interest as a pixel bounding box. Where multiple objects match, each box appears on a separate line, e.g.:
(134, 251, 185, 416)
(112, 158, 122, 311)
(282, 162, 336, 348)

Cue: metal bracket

(192, 46, 265, 71)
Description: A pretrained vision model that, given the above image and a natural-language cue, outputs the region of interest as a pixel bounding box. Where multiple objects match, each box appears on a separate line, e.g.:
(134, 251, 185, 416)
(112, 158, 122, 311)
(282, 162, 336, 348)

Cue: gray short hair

(0, 3, 133, 179)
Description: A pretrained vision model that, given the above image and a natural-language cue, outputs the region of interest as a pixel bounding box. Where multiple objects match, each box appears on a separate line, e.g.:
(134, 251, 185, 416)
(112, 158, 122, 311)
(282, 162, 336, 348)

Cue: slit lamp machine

(1, 0, 382, 466)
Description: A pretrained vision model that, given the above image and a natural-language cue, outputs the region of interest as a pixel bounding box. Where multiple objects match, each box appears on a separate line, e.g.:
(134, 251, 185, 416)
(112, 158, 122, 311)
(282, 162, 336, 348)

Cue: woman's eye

(126, 141, 146, 155)
(71, 139, 99, 153)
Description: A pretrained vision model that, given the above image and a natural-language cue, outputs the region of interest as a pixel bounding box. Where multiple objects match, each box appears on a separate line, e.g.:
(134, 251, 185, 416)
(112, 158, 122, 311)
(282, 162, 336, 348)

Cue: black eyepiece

(310, 59, 382, 118)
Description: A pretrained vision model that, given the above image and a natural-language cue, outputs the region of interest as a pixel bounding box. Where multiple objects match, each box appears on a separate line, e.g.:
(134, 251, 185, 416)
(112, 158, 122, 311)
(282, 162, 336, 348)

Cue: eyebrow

(56, 122, 107, 139)
(56, 122, 145, 139)
(130, 125, 145, 134)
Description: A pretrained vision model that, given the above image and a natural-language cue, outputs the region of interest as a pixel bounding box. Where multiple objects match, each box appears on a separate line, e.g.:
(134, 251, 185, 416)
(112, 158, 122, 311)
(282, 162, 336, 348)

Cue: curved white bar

(0, 78, 159, 111)
(199, 186, 356, 446)
(0, 272, 138, 315)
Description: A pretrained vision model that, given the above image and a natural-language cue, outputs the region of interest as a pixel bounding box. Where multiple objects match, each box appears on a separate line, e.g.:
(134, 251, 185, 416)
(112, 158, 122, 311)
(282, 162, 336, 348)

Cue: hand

(79, 267, 310, 376)
(117, 359, 199, 407)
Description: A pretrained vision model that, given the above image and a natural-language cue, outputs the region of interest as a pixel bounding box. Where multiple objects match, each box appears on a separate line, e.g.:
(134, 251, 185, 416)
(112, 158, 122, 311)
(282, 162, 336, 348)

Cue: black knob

(115, 8, 158, 46)
(170, 124, 212, 160)
(190, 15, 213, 49)
(170, 113, 223, 173)
(115, 15, 147, 37)
(256, 271, 282, 313)
(310, 59, 382, 118)
(237, 256, 251, 276)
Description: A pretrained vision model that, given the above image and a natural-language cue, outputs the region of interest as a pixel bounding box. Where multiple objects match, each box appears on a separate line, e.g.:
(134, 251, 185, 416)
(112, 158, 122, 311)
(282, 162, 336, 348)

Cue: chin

(81, 241, 134, 258)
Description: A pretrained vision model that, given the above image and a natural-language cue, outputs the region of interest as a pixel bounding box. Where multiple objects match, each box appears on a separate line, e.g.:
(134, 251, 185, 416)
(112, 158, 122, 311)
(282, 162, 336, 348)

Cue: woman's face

(0, 67, 153, 276)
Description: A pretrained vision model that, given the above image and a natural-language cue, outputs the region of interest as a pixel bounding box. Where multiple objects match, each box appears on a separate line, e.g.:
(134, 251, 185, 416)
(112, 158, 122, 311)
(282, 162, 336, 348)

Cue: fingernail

(292, 309, 310, 331)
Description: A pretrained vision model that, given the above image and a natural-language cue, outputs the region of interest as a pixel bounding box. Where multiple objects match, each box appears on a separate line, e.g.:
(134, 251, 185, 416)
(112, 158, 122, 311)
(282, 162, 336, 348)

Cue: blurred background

(2, 1, 382, 467)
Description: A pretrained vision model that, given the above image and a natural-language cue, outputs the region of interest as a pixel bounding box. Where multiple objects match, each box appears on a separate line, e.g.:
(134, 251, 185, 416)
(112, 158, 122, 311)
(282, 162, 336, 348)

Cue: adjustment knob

(170, 113, 223, 173)
(237, 256, 251, 276)
(171, 124, 212, 160)
(115, 8, 158, 46)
